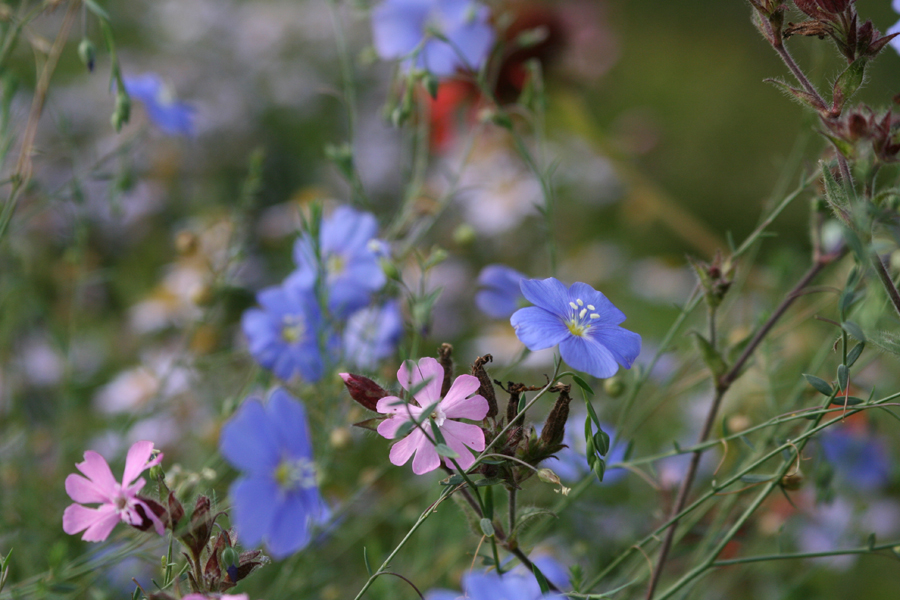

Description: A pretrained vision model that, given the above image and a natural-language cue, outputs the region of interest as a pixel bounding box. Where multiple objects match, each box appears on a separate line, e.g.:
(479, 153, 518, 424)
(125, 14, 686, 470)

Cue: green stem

(711, 540, 900, 566)
(871, 251, 900, 320)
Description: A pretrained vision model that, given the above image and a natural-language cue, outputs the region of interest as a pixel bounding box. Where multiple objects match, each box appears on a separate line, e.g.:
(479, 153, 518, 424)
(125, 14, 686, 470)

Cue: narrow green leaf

(833, 57, 867, 108)
(483, 486, 494, 520)
(803, 374, 834, 396)
(829, 396, 865, 406)
(842, 320, 866, 342)
(847, 342, 864, 368)
(584, 399, 602, 428)
(820, 160, 850, 214)
(571, 374, 594, 396)
(741, 474, 775, 483)
(473, 477, 504, 487)
(441, 474, 465, 486)
(479, 518, 495, 537)
(837, 364, 849, 391)
(689, 331, 728, 378)
(435, 443, 459, 458)
(532, 563, 551, 594)
(363, 547, 372, 576)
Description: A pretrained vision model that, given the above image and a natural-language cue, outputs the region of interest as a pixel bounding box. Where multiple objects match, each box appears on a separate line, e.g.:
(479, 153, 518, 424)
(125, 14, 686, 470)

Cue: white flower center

(564, 298, 600, 337)
(274, 456, 317, 491)
(430, 404, 447, 428)
(326, 253, 346, 277)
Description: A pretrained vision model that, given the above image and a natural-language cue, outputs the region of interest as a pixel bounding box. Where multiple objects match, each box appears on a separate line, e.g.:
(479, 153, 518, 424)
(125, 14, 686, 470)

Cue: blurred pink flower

(183, 595, 250, 600)
(377, 357, 488, 474)
(63, 440, 165, 542)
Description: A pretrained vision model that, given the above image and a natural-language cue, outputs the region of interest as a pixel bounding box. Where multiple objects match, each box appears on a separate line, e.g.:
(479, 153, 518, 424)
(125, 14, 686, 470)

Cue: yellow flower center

(564, 298, 601, 338)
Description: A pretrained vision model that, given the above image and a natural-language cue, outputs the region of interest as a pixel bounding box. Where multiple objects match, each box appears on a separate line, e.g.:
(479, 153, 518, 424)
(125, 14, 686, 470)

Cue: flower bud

(603, 376, 625, 398)
(471, 354, 498, 419)
(781, 469, 804, 490)
(340, 373, 388, 412)
(77, 38, 95, 72)
(111, 90, 131, 132)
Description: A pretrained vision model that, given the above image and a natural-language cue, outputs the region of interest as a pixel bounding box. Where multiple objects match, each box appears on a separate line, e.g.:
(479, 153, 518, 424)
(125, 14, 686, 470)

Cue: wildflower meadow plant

(219, 388, 330, 559)
(63, 441, 165, 542)
(511, 278, 641, 379)
(6, 0, 900, 599)
(376, 357, 488, 474)
(241, 276, 332, 382)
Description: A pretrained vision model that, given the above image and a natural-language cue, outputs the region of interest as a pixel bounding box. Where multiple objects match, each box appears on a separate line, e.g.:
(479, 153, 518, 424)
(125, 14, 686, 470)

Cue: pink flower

(376, 357, 488, 474)
(183, 595, 250, 600)
(62, 440, 165, 542)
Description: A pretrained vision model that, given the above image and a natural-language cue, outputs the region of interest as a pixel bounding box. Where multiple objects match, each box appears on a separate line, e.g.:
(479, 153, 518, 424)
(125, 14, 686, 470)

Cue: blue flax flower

(293, 206, 387, 318)
(371, 0, 495, 77)
(219, 388, 330, 559)
(122, 74, 194, 136)
(426, 570, 566, 600)
(476, 264, 527, 318)
(511, 278, 641, 379)
(820, 427, 891, 491)
(343, 301, 403, 371)
(241, 276, 333, 383)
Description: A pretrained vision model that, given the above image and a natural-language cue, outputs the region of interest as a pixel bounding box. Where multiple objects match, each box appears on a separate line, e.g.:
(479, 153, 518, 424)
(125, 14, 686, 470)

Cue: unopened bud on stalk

(603, 376, 625, 398)
(77, 38, 95, 72)
(471, 354, 498, 418)
(111, 90, 131, 132)
(340, 373, 388, 412)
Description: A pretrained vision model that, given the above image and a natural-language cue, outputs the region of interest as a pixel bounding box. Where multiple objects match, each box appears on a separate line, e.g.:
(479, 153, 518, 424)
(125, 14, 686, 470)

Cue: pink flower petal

(65, 473, 111, 505)
(75, 451, 118, 493)
(388, 428, 426, 467)
(132, 499, 166, 535)
(441, 431, 477, 471)
(377, 415, 409, 439)
(410, 436, 441, 475)
(398, 358, 443, 406)
(63, 503, 119, 541)
(440, 420, 486, 452)
(122, 441, 161, 487)
(440, 374, 480, 413)
(376, 395, 415, 416)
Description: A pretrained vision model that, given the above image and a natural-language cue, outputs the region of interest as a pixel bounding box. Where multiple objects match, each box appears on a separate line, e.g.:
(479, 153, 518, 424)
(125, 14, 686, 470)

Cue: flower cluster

(242, 206, 402, 382)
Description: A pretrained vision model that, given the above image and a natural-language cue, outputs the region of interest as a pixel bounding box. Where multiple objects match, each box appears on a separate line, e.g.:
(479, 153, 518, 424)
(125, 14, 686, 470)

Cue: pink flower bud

(340, 373, 389, 412)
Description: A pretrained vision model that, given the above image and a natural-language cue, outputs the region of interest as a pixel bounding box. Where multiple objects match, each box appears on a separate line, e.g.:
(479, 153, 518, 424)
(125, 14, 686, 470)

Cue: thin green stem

(711, 540, 900, 566)
(871, 251, 900, 320)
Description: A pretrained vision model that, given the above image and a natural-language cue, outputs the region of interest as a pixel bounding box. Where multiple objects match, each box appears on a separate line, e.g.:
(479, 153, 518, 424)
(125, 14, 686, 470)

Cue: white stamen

(587, 304, 595, 310)
(590, 313, 600, 320)
(579, 308, 587, 319)
(569, 302, 578, 310)
(576, 299, 584, 306)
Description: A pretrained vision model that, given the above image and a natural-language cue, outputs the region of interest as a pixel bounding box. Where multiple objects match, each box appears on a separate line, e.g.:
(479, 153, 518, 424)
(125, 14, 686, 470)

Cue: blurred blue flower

(510, 278, 641, 379)
(426, 570, 566, 600)
(550, 414, 626, 485)
(122, 74, 194, 136)
(219, 388, 330, 559)
(371, 0, 495, 77)
(343, 301, 403, 370)
(241, 276, 335, 383)
(820, 427, 891, 491)
(293, 206, 387, 318)
(476, 264, 526, 318)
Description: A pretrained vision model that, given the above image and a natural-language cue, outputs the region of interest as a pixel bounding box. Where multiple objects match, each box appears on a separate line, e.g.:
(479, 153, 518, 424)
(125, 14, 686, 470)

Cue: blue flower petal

(219, 399, 280, 473)
(520, 278, 569, 318)
(372, 0, 430, 59)
(268, 388, 314, 461)
(265, 491, 313, 558)
(229, 475, 280, 548)
(559, 335, 619, 379)
(510, 306, 569, 351)
(589, 326, 641, 369)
